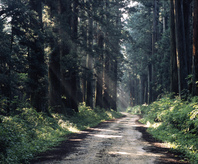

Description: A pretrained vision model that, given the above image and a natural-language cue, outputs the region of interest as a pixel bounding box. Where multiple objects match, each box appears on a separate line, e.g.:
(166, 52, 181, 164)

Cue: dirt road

(31, 113, 188, 164)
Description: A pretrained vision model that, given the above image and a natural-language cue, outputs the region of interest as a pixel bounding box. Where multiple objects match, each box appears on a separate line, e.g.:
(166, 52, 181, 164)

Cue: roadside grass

(0, 104, 123, 164)
(127, 95, 198, 164)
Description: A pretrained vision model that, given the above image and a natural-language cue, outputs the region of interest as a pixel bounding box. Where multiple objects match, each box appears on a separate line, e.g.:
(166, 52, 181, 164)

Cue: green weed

(0, 104, 123, 164)
(129, 95, 198, 163)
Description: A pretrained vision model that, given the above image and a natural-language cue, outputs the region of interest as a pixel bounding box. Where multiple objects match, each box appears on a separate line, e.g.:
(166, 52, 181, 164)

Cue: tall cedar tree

(0, 19, 11, 114)
(192, 0, 198, 95)
(48, 0, 62, 113)
(170, 0, 178, 94)
(173, 0, 188, 98)
(28, 0, 48, 113)
(0, 0, 125, 113)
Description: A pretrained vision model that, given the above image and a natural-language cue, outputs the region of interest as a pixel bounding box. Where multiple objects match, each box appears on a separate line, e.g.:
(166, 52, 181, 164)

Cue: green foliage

(135, 95, 198, 163)
(126, 105, 141, 115)
(0, 104, 123, 164)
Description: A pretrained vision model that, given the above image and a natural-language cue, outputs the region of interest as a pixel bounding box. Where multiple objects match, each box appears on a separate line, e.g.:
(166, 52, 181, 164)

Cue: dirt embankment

(30, 113, 189, 164)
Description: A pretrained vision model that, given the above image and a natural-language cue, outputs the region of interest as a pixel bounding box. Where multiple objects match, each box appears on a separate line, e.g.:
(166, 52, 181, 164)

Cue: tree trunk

(49, 1, 61, 113)
(86, 2, 95, 109)
(147, 6, 153, 104)
(192, 0, 198, 95)
(151, 0, 158, 101)
(183, 0, 192, 76)
(29, 0, 48, 113)
(140, 75, 146, 104)
(49, 47, 61, 113)
(103, 54, 111, 110)
(59, 0, 79, 114)
(173, 0, 188, 98)
(96, 31, 104, 108)
(129, 77, 134, 107)
(170, 0, 178, 95)
(148, 63, 152, 104)
(70, 0, 79, 112)
(111, 59, 117, 111)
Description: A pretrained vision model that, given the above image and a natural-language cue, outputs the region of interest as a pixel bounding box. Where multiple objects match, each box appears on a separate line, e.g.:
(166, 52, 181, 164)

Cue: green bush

(0, 104, 123, 164)
(135, 95, 198, 163)
(126, 105, 141, 114)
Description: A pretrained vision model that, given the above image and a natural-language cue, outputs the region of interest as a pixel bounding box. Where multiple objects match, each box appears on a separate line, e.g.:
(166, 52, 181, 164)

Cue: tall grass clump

(132, 95, 198, 163)
(0, 103, 123, 164)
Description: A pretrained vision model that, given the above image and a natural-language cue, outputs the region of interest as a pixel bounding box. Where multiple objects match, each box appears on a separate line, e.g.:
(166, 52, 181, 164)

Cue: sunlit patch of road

(33, 113, 163, 164)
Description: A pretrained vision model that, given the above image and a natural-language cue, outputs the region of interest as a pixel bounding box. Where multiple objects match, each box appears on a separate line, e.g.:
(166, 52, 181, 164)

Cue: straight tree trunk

(49, 1, 62, 113)
(148, 63, 152, 104)
(49, 48, 61, 113)
(103, 0, 111, 110)
(173, 0, 188, 98)
(86, 2, 95, 109)
(147, 6, 153, 104)
(151, 0, 158, 101)
(103, 54, 111, 110)
(96, 31, 104, 108)
(144, 78, 148, 104)
(170, 0, 178, 94)
(140, 75, 146, 104)
(111, 0, 121, 111)
(70, 0, 79, 112)
(60, 0, 78, 114)
(129, 77, 134, 107)
(29, 0, 48, 112)
(183, 0, 192, 75)
(192, 0, 198, 95)
(111, 59, 118, 111)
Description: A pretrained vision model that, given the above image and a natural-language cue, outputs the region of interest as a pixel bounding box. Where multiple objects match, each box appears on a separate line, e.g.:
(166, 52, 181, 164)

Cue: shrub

(134, 95, 198, 163)
(0, 104, 123, 164)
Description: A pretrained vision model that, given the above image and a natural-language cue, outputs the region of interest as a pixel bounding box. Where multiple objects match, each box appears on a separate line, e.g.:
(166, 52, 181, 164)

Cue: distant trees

(5, 0, 198, 113)
(0, 0, 127, 115)
(122, 0, 198, 107)
(123, 0, 168, 106)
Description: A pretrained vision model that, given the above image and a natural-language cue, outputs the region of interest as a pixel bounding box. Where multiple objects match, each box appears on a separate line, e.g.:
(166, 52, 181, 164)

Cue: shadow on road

(30, 119, 120, 164)
(135, 118, 189, 164)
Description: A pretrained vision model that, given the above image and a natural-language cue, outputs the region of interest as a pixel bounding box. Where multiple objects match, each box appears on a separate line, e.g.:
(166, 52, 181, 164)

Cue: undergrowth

(0, 104, 123, 164)
(128, 95, 198, 163)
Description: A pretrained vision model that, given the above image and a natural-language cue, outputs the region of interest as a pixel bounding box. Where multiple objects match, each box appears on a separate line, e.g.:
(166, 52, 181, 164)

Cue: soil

(30, 113, 189, 164)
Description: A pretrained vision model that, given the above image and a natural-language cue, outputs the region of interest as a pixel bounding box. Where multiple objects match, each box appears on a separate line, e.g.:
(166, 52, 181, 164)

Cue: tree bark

(49, 1, 62, 113)
(86, 2, 95, 109)
(183, 0, 192, 76)
(103, 54, 111, 110)
(96, 31, 104, 108)
(29, 0, 48, 113)
(170, 0, 178, 95)
(192, 0, 198, 95)
(70, 0, 79, 112)
(151, 0, 158, 101)
(173, 0, 188, 98)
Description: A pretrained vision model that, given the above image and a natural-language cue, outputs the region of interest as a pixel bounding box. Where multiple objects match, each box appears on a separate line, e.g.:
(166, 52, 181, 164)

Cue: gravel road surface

(31, 113, 188, 164)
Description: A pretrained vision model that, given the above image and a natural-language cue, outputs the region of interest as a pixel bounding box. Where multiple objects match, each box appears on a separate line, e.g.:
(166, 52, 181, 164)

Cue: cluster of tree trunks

(127, 0, 198, 106)
(0, 0, 124, 115)
(170, 0, 198, 98)
(47, 0, 120, 114)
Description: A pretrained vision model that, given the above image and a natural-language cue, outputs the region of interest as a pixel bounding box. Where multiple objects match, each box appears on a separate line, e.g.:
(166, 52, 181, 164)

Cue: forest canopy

(1, 0, 198, 163)
(0, 0, 129, 115)
(0, 0, 197, 116)
(119, 0, 198, 108)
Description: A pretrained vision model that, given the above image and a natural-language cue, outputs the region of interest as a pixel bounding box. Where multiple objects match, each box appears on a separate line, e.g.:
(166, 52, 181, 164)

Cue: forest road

(31, 113, 188, 164)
